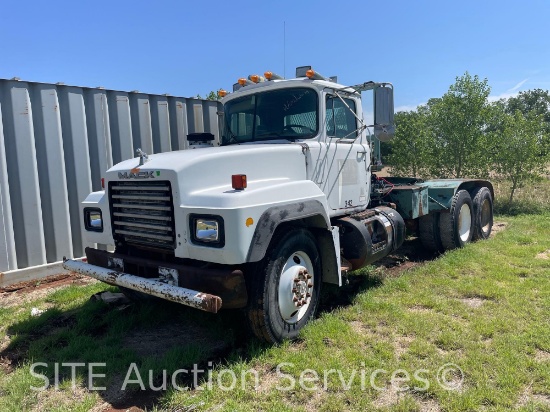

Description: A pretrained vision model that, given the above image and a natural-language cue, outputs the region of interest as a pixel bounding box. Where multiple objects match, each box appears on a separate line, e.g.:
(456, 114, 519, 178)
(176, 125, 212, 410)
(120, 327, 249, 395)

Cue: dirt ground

(0, 273, 98, 309)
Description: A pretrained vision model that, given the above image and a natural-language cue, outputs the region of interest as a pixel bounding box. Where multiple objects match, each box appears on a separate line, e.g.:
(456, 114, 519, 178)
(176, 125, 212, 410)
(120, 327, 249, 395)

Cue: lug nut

(308, 282, 313, 288)
(292, 288, 297, 293)
(306, 293, 311, 297)
(293, 278, 300, 283)
(306, 274, 312, 279)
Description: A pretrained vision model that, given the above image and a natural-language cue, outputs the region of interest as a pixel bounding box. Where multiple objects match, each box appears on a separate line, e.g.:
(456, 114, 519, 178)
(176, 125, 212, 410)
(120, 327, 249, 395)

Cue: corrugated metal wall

(0, 78, 221, 273)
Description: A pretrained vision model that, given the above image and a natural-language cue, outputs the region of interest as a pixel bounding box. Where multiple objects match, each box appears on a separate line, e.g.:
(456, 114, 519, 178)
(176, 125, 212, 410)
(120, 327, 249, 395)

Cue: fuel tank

(335, 206, 405, 270)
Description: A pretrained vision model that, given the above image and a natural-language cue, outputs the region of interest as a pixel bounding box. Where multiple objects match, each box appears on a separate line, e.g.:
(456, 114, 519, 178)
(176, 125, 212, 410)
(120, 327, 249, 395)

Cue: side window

(326, 96, 357, 139)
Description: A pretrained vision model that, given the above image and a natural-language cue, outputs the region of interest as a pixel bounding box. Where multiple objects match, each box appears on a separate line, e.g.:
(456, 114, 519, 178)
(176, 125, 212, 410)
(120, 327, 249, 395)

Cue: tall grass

(493, 177, 550, 215)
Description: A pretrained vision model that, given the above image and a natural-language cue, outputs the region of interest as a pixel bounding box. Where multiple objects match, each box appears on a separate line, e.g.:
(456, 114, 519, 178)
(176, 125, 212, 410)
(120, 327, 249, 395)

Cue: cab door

(310, 94, 370, 211)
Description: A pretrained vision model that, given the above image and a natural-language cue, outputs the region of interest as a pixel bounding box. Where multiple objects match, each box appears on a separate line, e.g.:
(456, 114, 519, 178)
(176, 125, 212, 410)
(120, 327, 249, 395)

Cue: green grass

(1, 214, 550, 411)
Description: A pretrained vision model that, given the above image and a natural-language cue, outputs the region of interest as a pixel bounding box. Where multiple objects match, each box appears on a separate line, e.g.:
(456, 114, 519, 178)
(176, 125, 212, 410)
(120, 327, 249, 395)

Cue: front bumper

(62, 248, 249, 313)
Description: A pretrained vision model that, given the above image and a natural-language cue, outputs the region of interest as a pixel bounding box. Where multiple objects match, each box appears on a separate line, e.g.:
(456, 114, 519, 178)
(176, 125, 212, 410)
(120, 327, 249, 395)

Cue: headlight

(84, 208, 103, 232)
(190, 215, 224, 247)
(196, 220, 219, 241)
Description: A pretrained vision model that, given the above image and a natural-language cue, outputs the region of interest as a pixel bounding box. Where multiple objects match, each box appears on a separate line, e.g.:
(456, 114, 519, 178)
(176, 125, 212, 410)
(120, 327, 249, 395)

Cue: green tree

(388, 107, 433, 177)
(506, 89, 550, 124)
(427, 72, 492, 178)
(195, 90, 222, 101)
(506, 88, 550, 154)
(206, 90, 220, 101)
(493, 110, 550, 202)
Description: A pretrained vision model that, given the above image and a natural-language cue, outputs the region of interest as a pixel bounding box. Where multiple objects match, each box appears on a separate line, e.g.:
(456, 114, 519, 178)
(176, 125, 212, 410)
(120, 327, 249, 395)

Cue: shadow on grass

(1, 296, 248, 409)
(1, 240, 429, 410)
(319, 238, 440, 312)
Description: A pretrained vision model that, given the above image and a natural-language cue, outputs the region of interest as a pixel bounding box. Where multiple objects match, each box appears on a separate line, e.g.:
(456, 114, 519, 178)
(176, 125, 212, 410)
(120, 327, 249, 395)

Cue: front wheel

(246, 228, 322, 343)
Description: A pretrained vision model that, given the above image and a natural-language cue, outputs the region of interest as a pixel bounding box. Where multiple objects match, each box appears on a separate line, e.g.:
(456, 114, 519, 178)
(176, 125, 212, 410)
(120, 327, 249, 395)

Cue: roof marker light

(296, 65, 327, 80)
(264, 71, 283, 80)
(232, 174, 247, 190)
(248, 74, 265, 83)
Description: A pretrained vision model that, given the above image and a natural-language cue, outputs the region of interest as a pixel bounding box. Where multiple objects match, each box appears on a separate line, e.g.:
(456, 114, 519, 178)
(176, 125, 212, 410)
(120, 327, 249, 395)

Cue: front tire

(247, 228, 322, 343)
(439, 190, 474, 250)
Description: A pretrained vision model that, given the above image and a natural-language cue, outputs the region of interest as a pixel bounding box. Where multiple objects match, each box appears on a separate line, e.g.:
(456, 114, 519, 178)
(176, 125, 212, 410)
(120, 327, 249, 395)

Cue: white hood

(105, 143, 309, 207)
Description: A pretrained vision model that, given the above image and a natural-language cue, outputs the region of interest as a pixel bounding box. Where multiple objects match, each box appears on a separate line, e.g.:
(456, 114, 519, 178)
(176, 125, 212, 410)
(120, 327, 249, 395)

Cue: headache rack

(109, 180, 176, 250)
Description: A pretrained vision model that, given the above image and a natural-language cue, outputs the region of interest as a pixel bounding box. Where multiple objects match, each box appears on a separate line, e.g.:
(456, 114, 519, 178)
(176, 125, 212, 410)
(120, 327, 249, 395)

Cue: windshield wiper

(222, 127, 238, 145)
(255, 132, 297, 142)
(255, 132, 282, 138)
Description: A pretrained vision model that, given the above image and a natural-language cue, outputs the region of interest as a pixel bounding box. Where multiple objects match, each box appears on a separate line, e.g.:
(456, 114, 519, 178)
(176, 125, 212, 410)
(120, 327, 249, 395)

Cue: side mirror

(374, 85, 395, 142)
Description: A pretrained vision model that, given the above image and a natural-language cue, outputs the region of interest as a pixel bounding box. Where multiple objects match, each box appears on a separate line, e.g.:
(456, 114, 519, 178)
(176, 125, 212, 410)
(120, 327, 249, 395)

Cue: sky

(1, 0, 549, 112)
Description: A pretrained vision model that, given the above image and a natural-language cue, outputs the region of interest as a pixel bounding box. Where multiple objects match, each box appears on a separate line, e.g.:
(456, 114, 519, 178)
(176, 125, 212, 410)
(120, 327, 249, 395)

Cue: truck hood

(105, 143, 308, 206)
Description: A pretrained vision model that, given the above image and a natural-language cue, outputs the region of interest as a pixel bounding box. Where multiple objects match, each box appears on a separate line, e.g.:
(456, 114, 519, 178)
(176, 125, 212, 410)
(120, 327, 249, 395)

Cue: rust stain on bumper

(62, 260, 223, 314)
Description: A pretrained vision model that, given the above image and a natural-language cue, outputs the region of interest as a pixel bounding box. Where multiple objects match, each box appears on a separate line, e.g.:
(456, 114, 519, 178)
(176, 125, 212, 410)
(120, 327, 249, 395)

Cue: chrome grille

(109, 181, 175, 249)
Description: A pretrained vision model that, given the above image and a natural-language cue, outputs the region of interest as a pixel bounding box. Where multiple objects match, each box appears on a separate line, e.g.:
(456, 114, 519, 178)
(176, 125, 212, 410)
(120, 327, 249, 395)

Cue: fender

(246, 200, 330, 263)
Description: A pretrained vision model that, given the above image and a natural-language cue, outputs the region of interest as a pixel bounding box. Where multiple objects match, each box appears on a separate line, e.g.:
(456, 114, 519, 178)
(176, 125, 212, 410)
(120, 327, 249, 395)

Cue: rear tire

(439, 190, 474, 250)
(418, 213, 443, 252)
(470, 187, 493, 241)
(246, 228, 322, 343)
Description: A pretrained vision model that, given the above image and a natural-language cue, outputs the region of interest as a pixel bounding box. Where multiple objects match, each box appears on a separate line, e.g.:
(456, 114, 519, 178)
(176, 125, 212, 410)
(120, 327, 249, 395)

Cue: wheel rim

(278, 251, 314, 324)
(480, 199, 491, 234)
(458, 203, 472, 242)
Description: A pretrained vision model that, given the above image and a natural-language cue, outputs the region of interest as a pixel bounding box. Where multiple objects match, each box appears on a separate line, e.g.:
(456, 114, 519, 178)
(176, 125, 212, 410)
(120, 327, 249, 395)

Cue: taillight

(232, 174, 247, 190)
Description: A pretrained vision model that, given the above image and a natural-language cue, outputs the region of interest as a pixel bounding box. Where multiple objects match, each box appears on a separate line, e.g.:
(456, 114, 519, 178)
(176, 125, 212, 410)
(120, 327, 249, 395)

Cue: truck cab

(222, 74, 372, 213)
(64, 66, 494, 343)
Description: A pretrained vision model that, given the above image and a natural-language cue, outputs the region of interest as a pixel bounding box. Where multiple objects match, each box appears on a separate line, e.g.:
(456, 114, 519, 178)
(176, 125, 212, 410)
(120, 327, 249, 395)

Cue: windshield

(222, 87, 318, 145)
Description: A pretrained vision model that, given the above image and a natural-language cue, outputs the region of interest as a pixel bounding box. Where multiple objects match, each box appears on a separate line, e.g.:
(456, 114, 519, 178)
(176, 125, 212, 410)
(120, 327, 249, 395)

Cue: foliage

(387, 72, 550, 202)
(493, 176, 550, 215)
(425, 72, 492, 178)
(379, 140, 393, 162)
(387, 107, 432, 177)
(195, 90, 221, 101)
(506, 88, 550, 154)
(206, 90, 220, 101)
(492, 110, 549, 202)
(506, 88, 550, 126)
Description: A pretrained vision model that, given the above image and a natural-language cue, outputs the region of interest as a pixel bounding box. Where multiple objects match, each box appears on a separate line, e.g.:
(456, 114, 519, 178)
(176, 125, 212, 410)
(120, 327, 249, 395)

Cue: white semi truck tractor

(63, 66, 494, 343)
